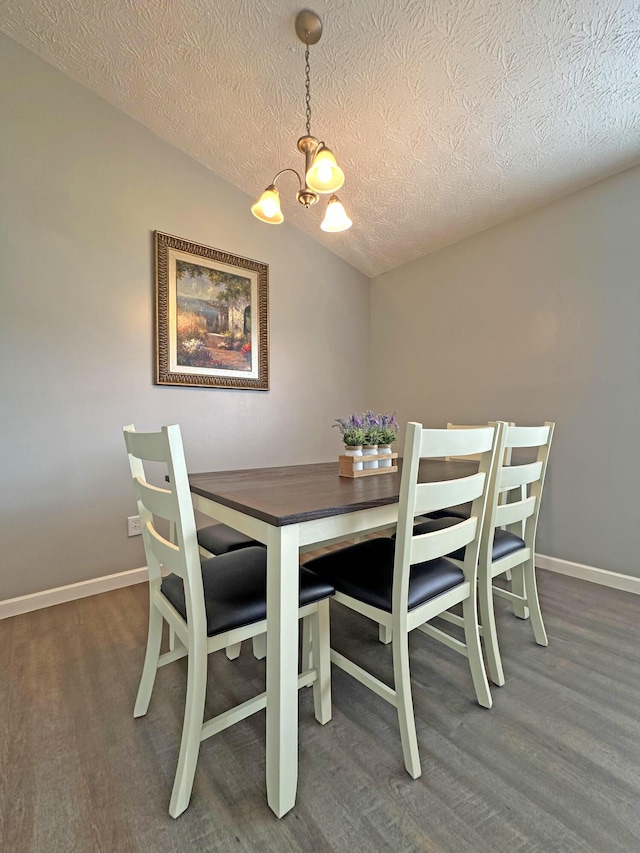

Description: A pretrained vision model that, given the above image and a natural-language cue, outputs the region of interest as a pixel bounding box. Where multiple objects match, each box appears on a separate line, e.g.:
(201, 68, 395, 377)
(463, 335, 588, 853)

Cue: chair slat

(499, 460, 543, 490)
(446, 423, 515, 464)
(494, 496, 535, 528)
(414, 472, 485, 517)
(419, 426, 494, 459)
(125, 429, 174, 463)
(505, 425, 551, 449)
(410, 516, 477, 564)
(133, 477, 180, 523)
(146, 524, 186, 578)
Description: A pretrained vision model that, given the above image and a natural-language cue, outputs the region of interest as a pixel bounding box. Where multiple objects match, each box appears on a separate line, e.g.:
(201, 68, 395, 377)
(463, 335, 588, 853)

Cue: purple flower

(376, 411, 399, 444)
(334, 410, 399, 446)
(334, 415, 366, 446)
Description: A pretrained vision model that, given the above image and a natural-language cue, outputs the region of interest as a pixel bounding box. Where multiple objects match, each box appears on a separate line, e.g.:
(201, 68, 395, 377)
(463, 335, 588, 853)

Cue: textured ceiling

(2, 0, 640, 276)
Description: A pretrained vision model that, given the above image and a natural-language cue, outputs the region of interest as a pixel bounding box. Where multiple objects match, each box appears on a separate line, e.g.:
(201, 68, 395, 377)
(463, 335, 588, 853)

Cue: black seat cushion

(197, 523, 263, 555)
(304, 538, 464, 614)
(412, 517, 525, 562)
(425, 502, 471, 521)
(161, 546, 335, 637)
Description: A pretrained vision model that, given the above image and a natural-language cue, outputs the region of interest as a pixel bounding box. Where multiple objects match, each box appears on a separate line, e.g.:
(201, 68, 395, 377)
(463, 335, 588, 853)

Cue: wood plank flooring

(1, 569, 639, 852)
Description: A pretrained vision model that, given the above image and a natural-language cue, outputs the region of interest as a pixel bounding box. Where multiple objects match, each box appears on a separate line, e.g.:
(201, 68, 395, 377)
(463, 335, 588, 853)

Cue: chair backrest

(393, 422, 503, 618)
(483, 422, 555, 559)
(123, 424, 206, 632)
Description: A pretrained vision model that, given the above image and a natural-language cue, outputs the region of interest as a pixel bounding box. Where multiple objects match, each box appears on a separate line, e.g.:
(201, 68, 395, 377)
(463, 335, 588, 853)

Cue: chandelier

(251, 10, 352, 233)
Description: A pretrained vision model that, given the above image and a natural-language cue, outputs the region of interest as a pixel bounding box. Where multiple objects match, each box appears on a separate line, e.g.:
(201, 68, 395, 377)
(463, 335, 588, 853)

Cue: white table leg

(266, 524, 300, 818)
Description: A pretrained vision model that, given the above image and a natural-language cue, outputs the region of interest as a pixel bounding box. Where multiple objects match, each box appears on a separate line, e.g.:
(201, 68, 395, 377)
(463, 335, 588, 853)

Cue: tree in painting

(176, 261, 252, 371)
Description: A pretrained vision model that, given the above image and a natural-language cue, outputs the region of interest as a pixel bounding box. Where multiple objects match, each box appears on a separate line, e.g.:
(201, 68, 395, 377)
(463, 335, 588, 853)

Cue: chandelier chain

(305, 43, 312, 136)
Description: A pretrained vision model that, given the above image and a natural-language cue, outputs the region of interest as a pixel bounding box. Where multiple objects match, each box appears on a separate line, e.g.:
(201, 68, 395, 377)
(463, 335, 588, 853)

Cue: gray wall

(0, 35, 370, 600)
(3, 31, 638, 601)
(371, 165, 640, 576)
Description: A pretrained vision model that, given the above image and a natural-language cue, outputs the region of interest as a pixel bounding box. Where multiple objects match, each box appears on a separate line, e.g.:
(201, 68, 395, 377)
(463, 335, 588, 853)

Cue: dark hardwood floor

(1, 569, 639, 852)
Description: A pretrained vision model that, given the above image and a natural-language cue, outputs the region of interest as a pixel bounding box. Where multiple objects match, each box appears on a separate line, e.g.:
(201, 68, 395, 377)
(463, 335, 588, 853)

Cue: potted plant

(334, 414, 366, 471)
(363, 410, 382, 469)
(377, 412, 399, 467)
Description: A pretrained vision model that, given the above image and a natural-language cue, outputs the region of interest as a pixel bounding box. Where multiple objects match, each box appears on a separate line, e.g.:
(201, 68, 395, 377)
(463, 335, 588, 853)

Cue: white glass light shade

(251, 185, 284, 224)
(306, 147, 345, 194)
(320, 195, 352, 232)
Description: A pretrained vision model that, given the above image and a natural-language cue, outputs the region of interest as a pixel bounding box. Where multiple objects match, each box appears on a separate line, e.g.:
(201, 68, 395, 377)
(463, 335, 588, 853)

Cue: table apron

(296, 504, 399, 548)
(191, 494, 271, 542)
(191, 494, 399, 549)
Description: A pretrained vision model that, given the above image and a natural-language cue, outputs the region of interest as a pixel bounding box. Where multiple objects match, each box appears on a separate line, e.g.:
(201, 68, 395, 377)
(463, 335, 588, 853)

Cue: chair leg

(169, 640, 208, 819)
(461, 596, 492, 708)
(523, 557, 548, 646)
(479, 569, 505, 687)
(252, 632, 267, 660)
(169, 626, 176, 652)
(378, 624, 392, 644)
(134, 604, 164, 718)
(392, 631, 421, 779)
(225, 642, 242, 660)
(301, 615, 313, 676)
(510, 565, 530, 620)
(310, 601, 332, 725)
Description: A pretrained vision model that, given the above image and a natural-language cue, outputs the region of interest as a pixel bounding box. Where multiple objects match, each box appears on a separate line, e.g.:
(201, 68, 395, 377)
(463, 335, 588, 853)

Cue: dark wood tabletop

(189, 458, 476, 527)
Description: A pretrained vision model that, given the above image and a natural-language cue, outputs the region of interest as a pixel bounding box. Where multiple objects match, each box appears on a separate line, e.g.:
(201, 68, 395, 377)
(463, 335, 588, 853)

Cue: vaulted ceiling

(2, 0, 639, 276)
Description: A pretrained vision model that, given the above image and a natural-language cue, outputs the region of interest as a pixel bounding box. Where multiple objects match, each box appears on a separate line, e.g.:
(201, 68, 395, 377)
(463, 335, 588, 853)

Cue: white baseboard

(2, 552, 639, 622)
(536, 553, 640, 595)
(0, 566, 148, 620)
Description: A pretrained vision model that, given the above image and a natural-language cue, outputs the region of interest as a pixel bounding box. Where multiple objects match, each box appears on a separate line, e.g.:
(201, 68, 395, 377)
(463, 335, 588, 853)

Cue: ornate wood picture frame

(155, 231, 269, 390)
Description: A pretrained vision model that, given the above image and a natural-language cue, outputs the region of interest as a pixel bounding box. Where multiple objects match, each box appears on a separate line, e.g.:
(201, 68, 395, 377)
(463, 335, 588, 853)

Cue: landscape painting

(155, 232, 269, 390)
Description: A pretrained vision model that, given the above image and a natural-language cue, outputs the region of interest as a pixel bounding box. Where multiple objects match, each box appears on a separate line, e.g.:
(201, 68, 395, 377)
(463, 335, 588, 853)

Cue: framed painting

(155, 232, 269, 390)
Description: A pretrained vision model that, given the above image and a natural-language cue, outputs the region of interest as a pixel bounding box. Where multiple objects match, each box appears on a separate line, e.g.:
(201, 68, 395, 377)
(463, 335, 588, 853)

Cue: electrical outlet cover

(127, 515, 142, 536)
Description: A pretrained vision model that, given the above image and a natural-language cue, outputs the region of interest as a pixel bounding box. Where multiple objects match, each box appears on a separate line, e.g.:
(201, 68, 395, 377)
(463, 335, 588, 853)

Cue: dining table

(188, 457, 475, 818)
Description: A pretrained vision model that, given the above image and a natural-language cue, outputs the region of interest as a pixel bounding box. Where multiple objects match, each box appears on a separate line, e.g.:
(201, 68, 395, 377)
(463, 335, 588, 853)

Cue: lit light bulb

(320, 195, 352, 232)
(261, 198, 278, 218)
(316, 161, 333, 184)
(251, 185, 284, 224)
(306, 147, 345, 194)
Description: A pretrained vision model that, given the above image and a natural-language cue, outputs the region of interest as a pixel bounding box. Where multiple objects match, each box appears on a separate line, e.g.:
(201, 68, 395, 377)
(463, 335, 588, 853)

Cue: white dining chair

(478, 422, 555, 684)
(304, 422, 502, 779)
(415, 421, 555, 686)
(377, 420, 515, 647)
(123, 424, 334, 818)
